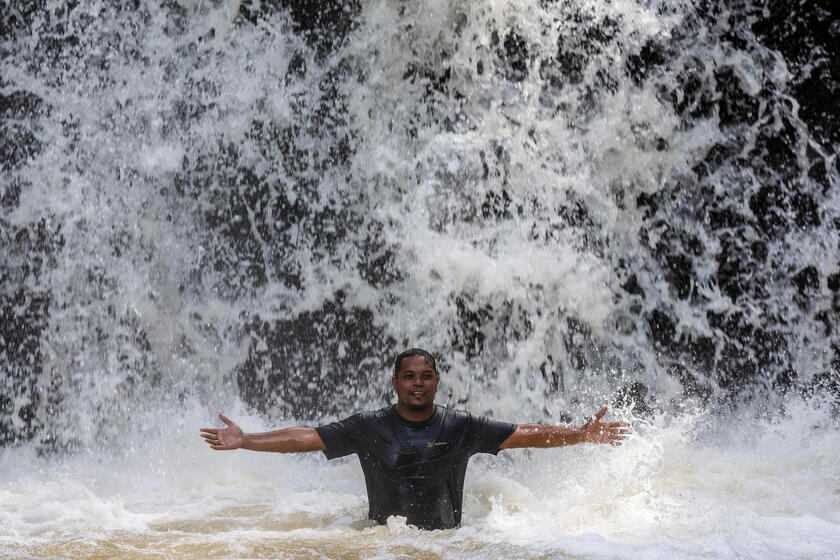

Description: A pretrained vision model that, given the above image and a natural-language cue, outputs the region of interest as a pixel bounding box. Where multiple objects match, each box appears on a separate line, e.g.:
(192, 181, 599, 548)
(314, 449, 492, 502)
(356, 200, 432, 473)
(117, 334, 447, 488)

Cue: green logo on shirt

(426, 441, 448, 448)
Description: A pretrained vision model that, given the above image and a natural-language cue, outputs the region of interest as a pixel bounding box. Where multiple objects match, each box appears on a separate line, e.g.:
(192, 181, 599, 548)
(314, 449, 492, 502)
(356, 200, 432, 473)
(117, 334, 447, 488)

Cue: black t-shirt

(315, 404, 516, 530)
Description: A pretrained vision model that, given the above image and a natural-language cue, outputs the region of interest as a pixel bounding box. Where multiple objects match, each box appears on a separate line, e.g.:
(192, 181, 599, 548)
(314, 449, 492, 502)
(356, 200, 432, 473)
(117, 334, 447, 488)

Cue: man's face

(392, 355, 439, 412)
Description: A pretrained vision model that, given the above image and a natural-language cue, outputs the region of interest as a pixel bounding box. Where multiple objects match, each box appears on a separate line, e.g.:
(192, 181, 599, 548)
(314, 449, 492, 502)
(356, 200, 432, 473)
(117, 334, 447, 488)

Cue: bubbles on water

(1, 0, 837, 470)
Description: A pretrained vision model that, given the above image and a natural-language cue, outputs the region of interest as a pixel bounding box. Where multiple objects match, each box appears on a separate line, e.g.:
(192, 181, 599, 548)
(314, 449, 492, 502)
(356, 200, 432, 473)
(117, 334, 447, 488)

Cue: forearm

(241, 427, 325, 453)
(500, 423, 587, 449)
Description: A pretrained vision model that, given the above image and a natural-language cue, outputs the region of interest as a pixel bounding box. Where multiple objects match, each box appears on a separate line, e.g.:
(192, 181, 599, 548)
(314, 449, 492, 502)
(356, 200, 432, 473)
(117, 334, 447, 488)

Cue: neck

(395, 402, 436, 422)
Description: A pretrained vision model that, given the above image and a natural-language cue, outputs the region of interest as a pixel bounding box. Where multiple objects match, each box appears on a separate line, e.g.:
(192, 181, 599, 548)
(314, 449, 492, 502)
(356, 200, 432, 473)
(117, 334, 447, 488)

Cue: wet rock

(748, 184, 790, 237)
(238, 0, 361, 57)
(0, 87, 57, 446)
(502, 32, 529, 82)
(237, 294, 396, 420)
(686, 336, 716, 373)
(663, 254, 694, 300)
(646, 309, 676, 352)
(541, 48, 584, 87)
(0, 0, 46, 39)
(541, 10, 620, 91)
(613, 381, 655, 415)
(802, 369, 840, 407)
(481, 189, 513, 221)
(0, 290, 49, 445)
(753, 0, 840, 147)
(715, 234, 767, 302)
(540, 355, 565, 394)
(451, 295, 493, 361)
(674, 56, 717, 121)
(357, 223, 401, 289)
(715, 67, 760, 127)
(704, 200, 747, 231)
(621, 274, 645, 298)
(692, 143, 742, 181)
(828, 271, 840, 293)
(793, 266, 820, 298)
(564, 317, 594, 372)
(670, 363, 714, 403)
(1, 91, 44, 173)
(791, 190, 821, 228)
(705, 311, 791, 392)
(626, 40, 668, 86)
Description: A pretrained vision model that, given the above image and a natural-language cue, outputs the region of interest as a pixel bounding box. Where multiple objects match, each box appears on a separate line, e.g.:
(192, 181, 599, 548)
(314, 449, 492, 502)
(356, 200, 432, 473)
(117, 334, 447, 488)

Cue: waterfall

(1, 2, 838, 557)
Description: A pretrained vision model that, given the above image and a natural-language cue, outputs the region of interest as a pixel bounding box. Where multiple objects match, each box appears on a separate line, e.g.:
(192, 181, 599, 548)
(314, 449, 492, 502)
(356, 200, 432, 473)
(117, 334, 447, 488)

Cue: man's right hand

(200, 413, 245, 450)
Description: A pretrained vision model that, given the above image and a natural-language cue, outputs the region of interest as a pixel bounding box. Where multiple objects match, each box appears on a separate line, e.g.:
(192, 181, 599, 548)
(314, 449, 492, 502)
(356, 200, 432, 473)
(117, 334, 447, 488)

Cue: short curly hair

(393, 348, 438, 376)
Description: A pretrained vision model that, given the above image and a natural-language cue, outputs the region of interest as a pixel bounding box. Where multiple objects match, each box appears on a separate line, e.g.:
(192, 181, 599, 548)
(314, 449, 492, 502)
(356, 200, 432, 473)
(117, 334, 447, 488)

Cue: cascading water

(1, 1, 838, 558)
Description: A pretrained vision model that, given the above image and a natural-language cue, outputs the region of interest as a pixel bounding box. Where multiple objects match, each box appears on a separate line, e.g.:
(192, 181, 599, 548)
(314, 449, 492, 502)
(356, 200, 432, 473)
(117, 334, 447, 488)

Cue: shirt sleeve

(315, 413, 366, 460)
(466, 413, 517, 455)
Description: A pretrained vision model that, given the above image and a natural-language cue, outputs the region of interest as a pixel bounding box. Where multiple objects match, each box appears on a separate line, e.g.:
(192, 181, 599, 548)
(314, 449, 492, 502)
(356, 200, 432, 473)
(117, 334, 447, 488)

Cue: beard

(401, 397, 434, 412)
(406, 402, 432, 411)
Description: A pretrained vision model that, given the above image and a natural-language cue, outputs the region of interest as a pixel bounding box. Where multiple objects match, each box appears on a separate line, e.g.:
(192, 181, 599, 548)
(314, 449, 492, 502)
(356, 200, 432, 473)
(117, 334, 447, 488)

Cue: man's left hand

(582, 406, 632, 446)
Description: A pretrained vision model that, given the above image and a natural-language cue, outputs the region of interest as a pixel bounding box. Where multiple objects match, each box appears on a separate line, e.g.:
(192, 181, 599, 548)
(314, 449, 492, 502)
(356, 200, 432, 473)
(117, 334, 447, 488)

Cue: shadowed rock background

(1, 0, 837, 451)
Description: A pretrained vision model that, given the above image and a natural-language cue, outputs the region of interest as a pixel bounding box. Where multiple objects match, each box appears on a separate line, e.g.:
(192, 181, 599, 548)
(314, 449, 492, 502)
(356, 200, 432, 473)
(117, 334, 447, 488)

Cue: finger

(219, 413, 234, 427)
(603, 421, 631, 428)
(593, 405, 608, 421)
(200, 428, 218, 435)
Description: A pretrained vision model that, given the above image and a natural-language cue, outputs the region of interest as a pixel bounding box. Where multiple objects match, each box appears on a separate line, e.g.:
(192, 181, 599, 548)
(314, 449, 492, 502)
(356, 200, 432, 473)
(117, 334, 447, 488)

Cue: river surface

(2, 396, 839, 559)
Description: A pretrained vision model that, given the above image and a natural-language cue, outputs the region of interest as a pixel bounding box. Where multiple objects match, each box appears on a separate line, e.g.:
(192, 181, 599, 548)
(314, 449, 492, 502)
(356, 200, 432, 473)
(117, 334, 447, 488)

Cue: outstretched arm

(500, 406, 630, 449)
(200, 414, 326, 453)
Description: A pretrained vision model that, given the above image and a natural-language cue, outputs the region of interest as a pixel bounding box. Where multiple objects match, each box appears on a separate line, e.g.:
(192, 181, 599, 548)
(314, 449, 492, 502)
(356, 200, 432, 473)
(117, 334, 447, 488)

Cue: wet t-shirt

(315, 405, 516, 530)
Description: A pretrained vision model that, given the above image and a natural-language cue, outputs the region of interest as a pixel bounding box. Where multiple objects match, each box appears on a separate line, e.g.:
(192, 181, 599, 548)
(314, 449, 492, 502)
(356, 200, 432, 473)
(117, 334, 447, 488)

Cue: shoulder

(318, 406, 389, 429)
(435, 405, 483, 420)
(435, 405, 477, 427)
(346, 406, 393, 426)
(442, 407, 516, 433)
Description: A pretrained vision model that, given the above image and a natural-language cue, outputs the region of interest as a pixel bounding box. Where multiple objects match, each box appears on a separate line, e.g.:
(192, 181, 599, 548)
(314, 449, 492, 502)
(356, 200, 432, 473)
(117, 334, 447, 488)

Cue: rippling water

(2, 395, 839, 559)
(1, 0, 838, 558)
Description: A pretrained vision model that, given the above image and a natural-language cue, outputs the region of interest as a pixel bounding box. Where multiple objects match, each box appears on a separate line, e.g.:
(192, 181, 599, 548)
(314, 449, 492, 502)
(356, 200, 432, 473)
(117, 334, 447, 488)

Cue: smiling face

(392, 355, 439, 415)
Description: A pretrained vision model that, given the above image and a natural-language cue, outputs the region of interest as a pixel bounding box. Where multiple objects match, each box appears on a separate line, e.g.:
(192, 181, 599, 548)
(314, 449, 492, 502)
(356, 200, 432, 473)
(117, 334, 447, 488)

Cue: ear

(391, 375, 398, 391)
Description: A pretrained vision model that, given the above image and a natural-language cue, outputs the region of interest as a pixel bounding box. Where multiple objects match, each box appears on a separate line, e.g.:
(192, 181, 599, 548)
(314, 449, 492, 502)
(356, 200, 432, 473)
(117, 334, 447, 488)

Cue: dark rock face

(0, 0, 837, 448)
(237, 295, 396, 419)
(752, 1, 840, 396)
(608, 1, 839, 399)
(0, 289, 50, 445)
(753, 0, 840, 149)
(0, 0, 388, 446)
(1, 78, 59, 445)
(239, 0, 361, 56)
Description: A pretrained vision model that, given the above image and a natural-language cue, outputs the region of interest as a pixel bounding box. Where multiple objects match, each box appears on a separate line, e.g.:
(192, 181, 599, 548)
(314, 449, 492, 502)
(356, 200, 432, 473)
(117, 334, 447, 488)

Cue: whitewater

(1, 0, 838, 558)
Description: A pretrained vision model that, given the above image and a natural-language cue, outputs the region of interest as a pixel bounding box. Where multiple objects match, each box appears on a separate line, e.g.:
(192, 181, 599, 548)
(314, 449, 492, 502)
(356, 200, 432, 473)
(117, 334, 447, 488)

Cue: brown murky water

(3, 402, 840, 560)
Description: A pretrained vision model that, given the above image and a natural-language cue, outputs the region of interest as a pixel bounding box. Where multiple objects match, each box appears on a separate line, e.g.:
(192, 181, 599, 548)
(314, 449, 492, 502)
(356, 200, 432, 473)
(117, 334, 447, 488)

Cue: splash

(0, 0, 839, 556)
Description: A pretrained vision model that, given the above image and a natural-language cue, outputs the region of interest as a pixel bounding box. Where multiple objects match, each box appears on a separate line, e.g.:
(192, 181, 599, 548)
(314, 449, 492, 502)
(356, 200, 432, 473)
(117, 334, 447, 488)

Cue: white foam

(1, 396, 838, 558)
(2, 0, 837, 558)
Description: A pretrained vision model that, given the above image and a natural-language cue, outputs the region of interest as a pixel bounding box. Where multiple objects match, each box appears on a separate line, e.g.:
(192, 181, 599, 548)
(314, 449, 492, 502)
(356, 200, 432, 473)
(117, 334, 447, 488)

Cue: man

(200, 348, 631, 530)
